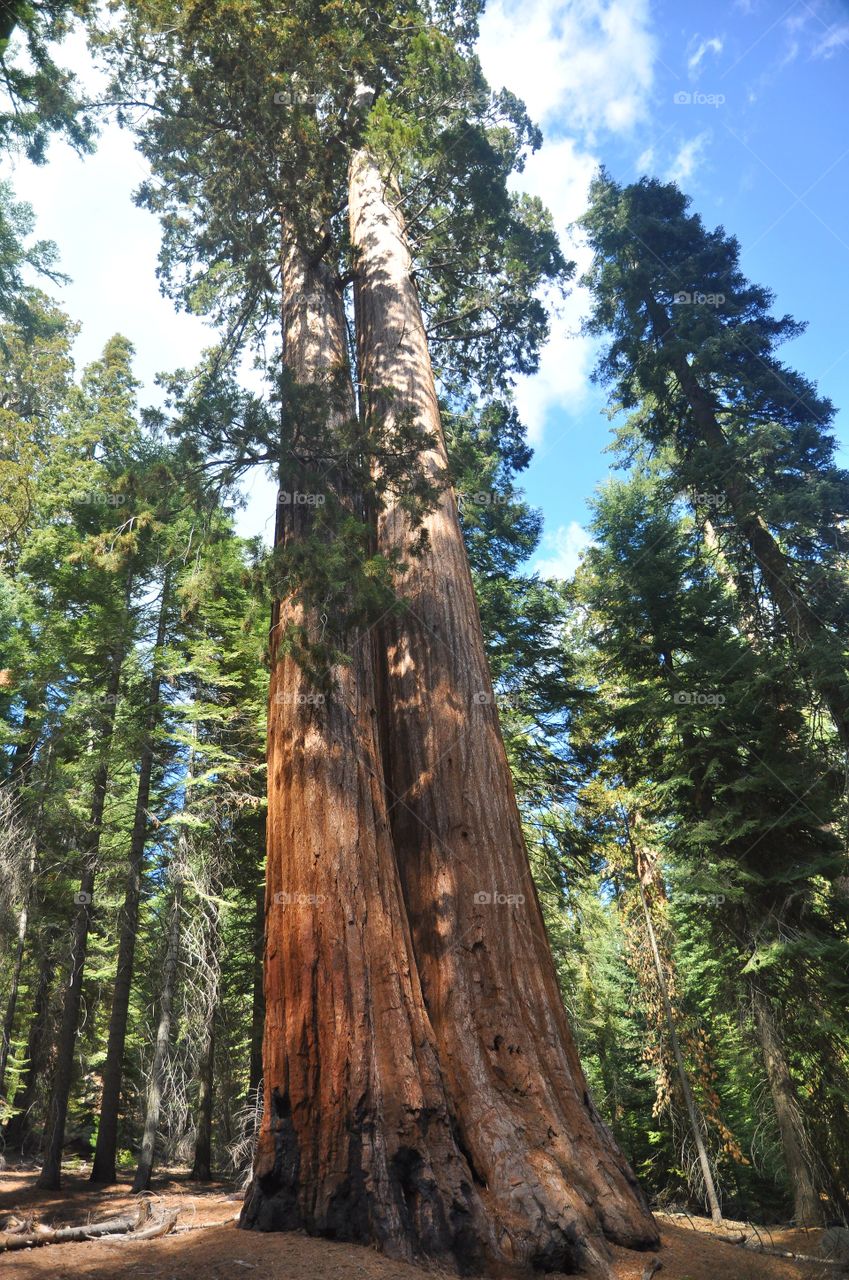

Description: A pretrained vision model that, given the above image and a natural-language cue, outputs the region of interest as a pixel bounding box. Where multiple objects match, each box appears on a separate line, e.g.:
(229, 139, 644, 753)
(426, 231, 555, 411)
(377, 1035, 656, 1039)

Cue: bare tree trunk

(37, 642, 125, 1190)
(0, 845, 35, 1091)
(247, 873, 264, 1100)
(192, 883, 221, 1183)
(91, 571, 170, 1184)
(239, 236, 498, 1273)
(132, 876, 183, 1193)
(633, 868, 722, 1224)
(3, 928, 57, 1150)
(191, 1009, 215, 1181)
(349, 147, 657, 1275)
(0, 702, 43, 1091)
(750, 983, 823, 1226)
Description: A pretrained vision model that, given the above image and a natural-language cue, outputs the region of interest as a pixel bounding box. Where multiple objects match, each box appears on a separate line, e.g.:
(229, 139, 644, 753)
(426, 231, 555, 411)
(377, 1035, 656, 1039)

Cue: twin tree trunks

(239, 150, 658, 1277)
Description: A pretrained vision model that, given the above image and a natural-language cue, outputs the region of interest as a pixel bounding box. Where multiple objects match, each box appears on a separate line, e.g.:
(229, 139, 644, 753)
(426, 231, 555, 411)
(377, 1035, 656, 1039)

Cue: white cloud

(512, 136, 600, 233)
(478, 0, 656, 138)
(812, 23, 849, 58)
(666, 132, 710, 184)
(505, 139, 600, 442)
(11, 126, 211, 396)
(533, 521, 594, 578)
(8, 33, 211, 400)
(687, 36, 724, 75)
(475, 4, 658, 444)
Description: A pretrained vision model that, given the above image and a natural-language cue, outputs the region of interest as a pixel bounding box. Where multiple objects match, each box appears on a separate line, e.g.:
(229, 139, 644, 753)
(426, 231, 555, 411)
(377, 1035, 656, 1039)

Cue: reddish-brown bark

(240, 239, 497, 1271)
(349, 147, 658, 1274)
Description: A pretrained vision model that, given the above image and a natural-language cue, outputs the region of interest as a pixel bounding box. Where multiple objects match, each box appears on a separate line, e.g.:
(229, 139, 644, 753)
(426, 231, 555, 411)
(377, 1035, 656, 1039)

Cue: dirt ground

(0, 1167, 844, 1280)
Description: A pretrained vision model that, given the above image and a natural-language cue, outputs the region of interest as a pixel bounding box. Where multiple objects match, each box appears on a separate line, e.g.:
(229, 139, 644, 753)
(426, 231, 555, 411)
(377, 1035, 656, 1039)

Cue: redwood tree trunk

(91, 571, 170, 1184)
(750, 983, 823, 1226)
(37, 644, 124, 1190)
(349, 148, 658, 1274)
(239, 237, 498, 1273)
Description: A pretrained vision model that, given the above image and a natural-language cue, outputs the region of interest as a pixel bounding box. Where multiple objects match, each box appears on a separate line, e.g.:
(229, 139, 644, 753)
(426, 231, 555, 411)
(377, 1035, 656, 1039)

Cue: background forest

(1, 0, 848, 1242)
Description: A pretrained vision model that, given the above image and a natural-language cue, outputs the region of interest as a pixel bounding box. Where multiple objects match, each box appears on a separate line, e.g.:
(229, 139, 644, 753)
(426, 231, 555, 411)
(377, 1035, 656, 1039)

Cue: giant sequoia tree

(106, 0, 657, 1272)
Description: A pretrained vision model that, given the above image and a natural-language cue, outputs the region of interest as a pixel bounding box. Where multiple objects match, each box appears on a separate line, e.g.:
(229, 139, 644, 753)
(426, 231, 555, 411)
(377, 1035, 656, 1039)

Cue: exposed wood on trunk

(92, 569, 171, 1185)
(349, 146, 657, 1276)
(37, 636, 126, 1191)
(749, 982, 824, 1226)
(240, 234, 499, 1274)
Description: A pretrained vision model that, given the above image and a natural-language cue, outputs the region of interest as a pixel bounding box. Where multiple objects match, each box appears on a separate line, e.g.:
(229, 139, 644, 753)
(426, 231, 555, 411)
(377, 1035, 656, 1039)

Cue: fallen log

(736, 1241, 848, 1268)
(120, 1209, 179, 1241)
(0, 1201, 163, 1252)
(717, 1231, 748, 1245)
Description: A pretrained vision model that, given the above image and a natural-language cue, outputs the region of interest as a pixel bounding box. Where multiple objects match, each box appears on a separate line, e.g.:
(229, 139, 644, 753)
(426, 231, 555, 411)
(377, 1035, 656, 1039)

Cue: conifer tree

(580, 173, 849, 750)
(106, 1, 657, 1270)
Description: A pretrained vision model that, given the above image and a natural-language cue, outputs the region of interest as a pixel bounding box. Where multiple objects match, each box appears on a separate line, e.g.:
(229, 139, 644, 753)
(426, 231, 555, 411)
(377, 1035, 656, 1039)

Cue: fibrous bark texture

(348, 147, 658, 1274)
(240, 239, 497, 1272)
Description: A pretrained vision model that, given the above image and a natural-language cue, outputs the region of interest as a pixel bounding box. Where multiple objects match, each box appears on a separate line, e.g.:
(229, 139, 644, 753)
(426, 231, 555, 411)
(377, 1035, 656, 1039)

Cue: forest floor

(0, 1166, 844, 1280)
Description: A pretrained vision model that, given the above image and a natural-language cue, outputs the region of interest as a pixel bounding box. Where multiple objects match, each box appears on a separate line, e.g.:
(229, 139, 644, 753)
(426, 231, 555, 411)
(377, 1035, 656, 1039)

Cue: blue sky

(479, 0, 849, 574)
(8, 0, 849, 573)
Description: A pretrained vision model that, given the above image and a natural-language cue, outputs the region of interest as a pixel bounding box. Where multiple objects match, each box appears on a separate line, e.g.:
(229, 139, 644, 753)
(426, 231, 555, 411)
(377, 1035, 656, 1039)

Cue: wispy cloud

(687, 35, 724, 75)
(812, 23, 849, 59)
(666, 132, 711, 184)
(533, 521, 594, 579)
